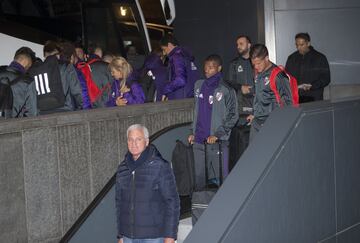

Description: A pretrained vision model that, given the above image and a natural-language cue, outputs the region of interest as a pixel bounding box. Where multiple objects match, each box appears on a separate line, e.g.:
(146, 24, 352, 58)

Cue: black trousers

(228, 124, 250, 171)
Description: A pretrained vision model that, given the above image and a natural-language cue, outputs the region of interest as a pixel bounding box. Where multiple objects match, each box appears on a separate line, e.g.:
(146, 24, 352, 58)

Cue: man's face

(127, 128, 149, 160)
(204, 61, 221, 79)
(75, 48, 85, 61)
(251, 56, 270, 74)
(295, 38, 310, 55)
(237, 37, 251, 56)
(20, 57, 32, 71)
(161, 43, 174, 56)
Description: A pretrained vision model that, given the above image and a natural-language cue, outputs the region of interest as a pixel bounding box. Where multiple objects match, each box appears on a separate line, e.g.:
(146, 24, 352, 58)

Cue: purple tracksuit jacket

(163, 46, 200, 100)
(142, 54, 167, 101)
(106, 72, 145, 106)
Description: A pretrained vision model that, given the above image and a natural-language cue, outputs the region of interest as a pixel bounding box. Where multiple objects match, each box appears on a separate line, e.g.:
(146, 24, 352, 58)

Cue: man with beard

(227, 35, 254, 169)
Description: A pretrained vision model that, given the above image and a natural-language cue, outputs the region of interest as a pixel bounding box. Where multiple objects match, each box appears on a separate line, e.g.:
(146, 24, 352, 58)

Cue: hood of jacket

(168, 46, 195, 62)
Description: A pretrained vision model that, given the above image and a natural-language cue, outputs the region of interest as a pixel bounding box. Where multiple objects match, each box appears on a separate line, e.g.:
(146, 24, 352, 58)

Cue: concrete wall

(0, 99, 194, 243)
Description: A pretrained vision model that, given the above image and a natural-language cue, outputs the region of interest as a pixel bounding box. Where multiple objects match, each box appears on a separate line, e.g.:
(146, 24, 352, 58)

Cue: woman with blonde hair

(106, 56, 145, 106)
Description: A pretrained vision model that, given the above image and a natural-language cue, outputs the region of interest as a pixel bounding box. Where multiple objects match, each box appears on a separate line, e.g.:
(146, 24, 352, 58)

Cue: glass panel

(137, 0, 173, 50)
(112, 3, 146, 56)
(85, 6, 122, 55)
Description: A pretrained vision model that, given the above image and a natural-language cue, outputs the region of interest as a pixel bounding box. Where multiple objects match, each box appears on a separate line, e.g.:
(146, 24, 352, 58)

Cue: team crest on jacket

(209, 95, 214, 104)
(191, 62, 198, 70)
(215, 92, 223, 101)
(237, 65, 243, 72)
(195, 88, 200, 97)
(264, 77, 270, 85)
(147, 70, 155, 80)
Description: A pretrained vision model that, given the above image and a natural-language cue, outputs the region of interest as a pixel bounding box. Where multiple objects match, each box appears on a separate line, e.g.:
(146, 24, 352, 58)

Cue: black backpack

(171, 140, 196, 196)
(29, 55, 65, 111)
(0, 67, 31, 118)
(0, 76, 14, 118)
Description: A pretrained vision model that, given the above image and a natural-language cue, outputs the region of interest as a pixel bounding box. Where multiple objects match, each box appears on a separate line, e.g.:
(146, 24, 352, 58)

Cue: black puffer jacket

(115, 144, 180, 239)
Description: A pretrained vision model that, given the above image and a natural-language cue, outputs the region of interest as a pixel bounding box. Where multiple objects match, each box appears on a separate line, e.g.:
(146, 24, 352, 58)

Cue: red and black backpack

(269, 65, 299, 107)
(76, 59, 111, 104)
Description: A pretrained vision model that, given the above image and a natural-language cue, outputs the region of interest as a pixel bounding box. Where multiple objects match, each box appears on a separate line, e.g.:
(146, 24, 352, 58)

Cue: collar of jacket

(168, 46, 181, 58)
(204, 72, 222, 88)
(298, 46, 315, 57)
(9, 61, 26, 74)
(125, 144, 161, 171)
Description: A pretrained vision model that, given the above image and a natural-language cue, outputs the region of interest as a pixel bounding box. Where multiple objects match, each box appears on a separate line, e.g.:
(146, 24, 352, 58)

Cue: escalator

(60, 122, 192, 243)
(60, 97, 360, 243)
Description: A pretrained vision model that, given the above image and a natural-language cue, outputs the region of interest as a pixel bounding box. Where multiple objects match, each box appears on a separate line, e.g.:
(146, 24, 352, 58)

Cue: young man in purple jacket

(160, 34, 199, 100)
(188, 54, 238, 189)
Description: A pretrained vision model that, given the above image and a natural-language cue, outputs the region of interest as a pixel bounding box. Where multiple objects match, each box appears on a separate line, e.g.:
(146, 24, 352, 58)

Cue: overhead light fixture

(120, 6, 127, 16)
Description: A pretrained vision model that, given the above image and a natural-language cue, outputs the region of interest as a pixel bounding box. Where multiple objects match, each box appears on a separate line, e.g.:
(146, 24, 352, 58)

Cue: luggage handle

(204, 140, 223, 186)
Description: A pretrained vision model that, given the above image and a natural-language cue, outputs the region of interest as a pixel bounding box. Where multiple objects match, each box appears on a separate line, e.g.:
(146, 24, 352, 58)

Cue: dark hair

(14, 46, 36, 62)
(43, 40, 60, 56)
(160, 34, 179, 47)
(151, 46, 163, 57)
(236, 35, 252, 44)
(249, 44, 268, 59)
(88, 43, 102, 55)
(59, 42, 75, 62)
(295, 32, 311, 42)
(205, 54, 222, 66)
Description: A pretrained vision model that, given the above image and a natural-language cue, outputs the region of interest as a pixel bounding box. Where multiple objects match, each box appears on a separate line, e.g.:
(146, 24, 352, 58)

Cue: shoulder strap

(87, 58, 101, 65)
(269, 66, 283, 106)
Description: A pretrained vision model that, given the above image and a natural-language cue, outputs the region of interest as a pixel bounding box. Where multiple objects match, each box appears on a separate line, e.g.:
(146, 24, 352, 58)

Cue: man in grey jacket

(248, 44, 293, 141)
(188, 55, 238, 189)
(0, 47, 38, 118)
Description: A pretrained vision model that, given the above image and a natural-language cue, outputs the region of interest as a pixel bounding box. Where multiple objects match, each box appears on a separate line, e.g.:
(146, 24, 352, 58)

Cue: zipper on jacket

(130, 170, 136, 238)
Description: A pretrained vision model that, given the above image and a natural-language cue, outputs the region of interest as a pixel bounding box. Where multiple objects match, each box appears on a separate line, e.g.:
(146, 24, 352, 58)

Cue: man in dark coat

(115, 124, 180, 243)
(285, 32, 330, 103)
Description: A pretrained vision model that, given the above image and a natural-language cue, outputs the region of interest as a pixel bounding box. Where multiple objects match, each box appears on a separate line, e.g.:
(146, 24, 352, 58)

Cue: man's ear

(218, 65, 222, 72)
(146, 139, 149, 146)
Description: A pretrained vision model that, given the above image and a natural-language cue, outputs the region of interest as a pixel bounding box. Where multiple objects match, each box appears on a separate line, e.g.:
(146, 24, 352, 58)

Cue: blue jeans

(123, 237, 164, 243)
